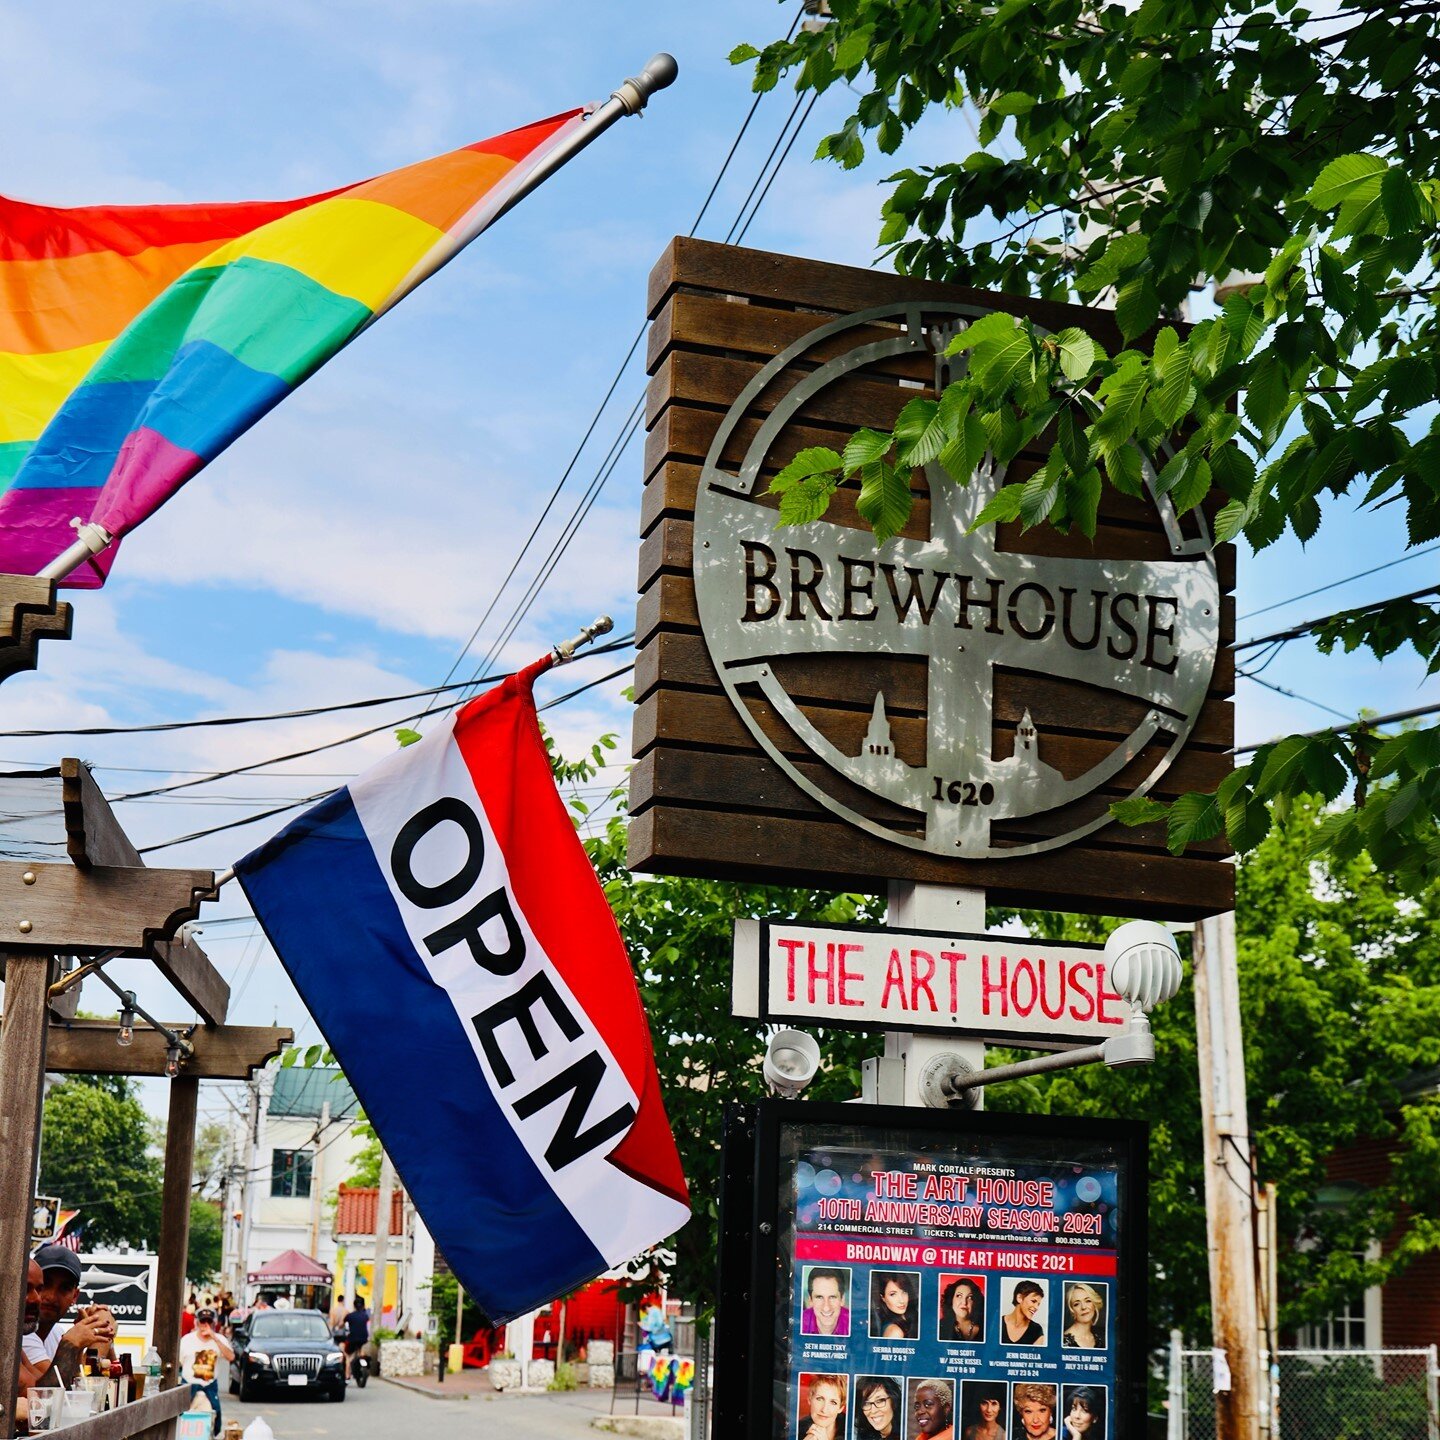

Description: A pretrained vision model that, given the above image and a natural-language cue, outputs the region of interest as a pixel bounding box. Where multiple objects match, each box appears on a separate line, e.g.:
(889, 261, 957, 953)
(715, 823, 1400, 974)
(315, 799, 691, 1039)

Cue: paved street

(212, 1360, 645, 1440)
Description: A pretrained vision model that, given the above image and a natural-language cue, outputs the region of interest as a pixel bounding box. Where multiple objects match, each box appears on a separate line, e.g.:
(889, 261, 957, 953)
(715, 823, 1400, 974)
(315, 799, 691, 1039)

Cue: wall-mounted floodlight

(764, 1028, 820, 1098)
(1101, 921, 1184, 1068)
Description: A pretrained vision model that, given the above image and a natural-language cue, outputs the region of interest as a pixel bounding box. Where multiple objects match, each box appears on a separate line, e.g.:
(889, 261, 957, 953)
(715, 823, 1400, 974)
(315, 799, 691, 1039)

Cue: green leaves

(769, 445, 844, 526)
(1244, 353, 1293, 450)
(1075, 233, 1148, 297)
(843, 427, 895, 472)
(1115, 276, 1161, 342)
(1305, 153, 1387, 211)
(720, 0, 1440, 1336)
(1053, 327, 1100, 381)
(856, 459, 913, 541)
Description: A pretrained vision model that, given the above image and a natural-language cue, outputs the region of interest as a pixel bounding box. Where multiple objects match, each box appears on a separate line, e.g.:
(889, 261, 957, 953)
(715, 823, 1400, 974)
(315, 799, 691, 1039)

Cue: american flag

(54, 1214, 83, 1252)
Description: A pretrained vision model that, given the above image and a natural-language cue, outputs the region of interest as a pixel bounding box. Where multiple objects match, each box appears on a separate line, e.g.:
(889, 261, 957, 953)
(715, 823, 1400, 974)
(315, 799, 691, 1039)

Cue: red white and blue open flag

(236, 658, 689, 1322)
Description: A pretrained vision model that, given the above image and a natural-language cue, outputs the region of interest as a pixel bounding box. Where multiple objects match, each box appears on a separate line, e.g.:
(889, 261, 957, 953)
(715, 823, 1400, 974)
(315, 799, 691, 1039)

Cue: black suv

(229, 1309, 346, 1402)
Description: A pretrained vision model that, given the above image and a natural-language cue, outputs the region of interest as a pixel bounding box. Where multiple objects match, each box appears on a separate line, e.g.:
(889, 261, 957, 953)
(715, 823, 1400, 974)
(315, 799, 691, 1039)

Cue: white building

(223, 1065, 434, 1327)
(224, 1066, 366, 1300)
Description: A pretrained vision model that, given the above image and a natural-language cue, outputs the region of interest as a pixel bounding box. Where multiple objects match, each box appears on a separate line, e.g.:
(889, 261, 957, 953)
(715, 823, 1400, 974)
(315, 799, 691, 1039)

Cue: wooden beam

(154, 1076, 197, 1391)
(0, 954, 52, 1433)
(0, 574, 72, 683)
(36, 1385, 188, 1440)
(61, 757, 143, 868)
(58, 760, 231, 1023)
(0, 861, 212, 952)
(151, 927, 230, 1027)
(42, 1021, 292, 1080)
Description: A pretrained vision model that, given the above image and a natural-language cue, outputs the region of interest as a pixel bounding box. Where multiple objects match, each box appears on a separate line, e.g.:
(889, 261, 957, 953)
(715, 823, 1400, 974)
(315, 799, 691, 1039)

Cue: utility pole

(371, 1152, 395, 1329)
(1193, 912, 1261, 1440)
(308, 1099, 329, 1258)
(237, 1074, 261, 1298)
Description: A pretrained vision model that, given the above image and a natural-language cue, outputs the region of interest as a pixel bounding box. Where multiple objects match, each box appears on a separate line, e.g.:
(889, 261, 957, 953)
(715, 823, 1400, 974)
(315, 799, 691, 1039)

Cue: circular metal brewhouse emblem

(692, 302, 1220, 859)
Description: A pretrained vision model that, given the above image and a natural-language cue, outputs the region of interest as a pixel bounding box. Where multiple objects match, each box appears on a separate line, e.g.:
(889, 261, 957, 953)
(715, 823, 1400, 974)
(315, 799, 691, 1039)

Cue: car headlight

(251, 1353, 272, 1367)
(323, 1354, 342, 1366)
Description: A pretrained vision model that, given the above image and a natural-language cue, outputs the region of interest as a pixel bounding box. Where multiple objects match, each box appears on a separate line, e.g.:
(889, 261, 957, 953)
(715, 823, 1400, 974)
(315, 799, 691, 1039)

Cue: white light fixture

(117, 992, 136, 1048)
(1101, 920, 1184, 1068)
(763, 1028, 820, 1098)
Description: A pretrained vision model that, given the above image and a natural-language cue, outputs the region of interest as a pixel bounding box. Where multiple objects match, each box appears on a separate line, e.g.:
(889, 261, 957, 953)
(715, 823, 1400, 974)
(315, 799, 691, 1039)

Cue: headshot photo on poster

(1061, 1385, 1108, 1440)
(959, 1380, 1009, 1440)
(798, 1372, 849, 1440)
(869, 1269, 921, 1340)
(1061, 1282, 1110, 1350)
(998, 1277, 1050, 1346)
(1013, 1383, 1060, 1440)
(908, 1377, 956, 1440)
(800, 1265, 852, 1338)
(854, 1375, 905, 1440)
(938, 1273, 987, 1343)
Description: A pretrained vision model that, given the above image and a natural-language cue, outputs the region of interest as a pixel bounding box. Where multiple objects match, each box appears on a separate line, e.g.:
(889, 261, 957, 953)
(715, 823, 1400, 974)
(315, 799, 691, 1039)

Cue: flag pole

(553, 614, 613, 664)
(35, 55, 679, 588)
(487, 55, 678, 232)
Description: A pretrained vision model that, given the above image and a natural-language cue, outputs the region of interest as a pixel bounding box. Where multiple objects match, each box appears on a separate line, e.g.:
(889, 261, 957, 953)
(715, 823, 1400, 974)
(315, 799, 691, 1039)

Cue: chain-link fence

(1169, 1346, 1439, 1440)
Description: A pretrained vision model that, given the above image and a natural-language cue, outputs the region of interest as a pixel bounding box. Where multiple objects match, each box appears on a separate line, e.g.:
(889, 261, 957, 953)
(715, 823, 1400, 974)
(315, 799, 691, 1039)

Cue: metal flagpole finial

(553, 615, 614, 664)
(611, 54, 679, 115)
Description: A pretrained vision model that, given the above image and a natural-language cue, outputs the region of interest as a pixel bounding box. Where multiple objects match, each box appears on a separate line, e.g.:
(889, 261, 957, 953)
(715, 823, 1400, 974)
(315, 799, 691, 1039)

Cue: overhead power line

(1235, 701, 1440, 755)
(113, 634, 632, 803)
(1237, 542, 1440, 622)
(1236, 585, 1440, 652)
(425, 3, 809, 712)
(0, 672, 508, 739)
(133, 643, 638, 857)
(2, 636, 634, 744)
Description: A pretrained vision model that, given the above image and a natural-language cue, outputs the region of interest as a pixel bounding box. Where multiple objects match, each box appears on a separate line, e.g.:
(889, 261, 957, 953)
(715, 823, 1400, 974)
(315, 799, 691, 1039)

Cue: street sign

(716, 1102, 1147, 1440)
(631, 239, 1235, 920)
(732, 921, 1132, 1047)
(31, 1195, 60, 1245)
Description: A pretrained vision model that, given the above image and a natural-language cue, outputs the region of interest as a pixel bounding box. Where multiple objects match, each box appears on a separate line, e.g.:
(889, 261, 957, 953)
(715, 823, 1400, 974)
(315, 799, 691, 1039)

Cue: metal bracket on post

(879, 881, 988, 1110)
(917, 1051, 980, 1109)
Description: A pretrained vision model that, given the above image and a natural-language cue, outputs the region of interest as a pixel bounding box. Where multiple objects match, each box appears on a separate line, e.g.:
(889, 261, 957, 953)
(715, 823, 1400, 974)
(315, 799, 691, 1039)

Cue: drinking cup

(26, 1387, 63, 1433)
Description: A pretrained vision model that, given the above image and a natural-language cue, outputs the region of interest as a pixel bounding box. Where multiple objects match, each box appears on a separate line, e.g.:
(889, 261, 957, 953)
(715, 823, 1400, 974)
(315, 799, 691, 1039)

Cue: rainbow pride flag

(0, 109, 583, 585)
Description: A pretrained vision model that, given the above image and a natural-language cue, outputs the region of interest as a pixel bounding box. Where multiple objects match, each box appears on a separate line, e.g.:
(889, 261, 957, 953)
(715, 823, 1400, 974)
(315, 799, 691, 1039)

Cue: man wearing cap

(180, 1307, 233, 1436)
(24, 1244, 116, 1388)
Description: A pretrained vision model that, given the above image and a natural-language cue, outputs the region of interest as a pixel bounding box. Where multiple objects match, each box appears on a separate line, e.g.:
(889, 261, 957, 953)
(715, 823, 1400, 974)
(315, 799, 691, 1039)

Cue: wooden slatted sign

(631, 239, 1234, 919)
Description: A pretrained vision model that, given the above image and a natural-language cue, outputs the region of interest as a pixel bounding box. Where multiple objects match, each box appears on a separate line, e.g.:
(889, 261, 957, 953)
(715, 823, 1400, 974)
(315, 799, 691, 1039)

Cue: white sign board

(733, 920, 1133, 1047)
(62, 1252, 158, 1353)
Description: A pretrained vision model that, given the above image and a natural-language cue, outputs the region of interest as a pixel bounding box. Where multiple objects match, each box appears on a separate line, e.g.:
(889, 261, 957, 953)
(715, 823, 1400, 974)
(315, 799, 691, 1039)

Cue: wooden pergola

(1, 586, 291, 1437)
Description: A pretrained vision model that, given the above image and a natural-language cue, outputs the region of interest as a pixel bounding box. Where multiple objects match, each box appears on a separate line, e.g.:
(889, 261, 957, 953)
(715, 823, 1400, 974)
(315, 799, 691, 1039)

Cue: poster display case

(717, 1101, 1147, 1440)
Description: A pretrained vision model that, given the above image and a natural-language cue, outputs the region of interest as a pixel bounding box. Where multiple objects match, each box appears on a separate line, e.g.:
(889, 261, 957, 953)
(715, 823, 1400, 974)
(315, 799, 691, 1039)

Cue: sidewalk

(380, 1365, 501, 1399)
(380, 1368, 631, 1408)
(379, 1368, 687, 1429)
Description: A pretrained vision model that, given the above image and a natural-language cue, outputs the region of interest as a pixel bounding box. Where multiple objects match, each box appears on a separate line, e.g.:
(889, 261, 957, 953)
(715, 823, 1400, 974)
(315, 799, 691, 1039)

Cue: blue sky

(3, 0, 1434, 1124)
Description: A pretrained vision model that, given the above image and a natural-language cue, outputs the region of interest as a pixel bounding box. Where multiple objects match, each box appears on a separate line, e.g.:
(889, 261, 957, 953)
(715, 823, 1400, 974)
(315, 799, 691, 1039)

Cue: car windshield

(250, 1314, 332, 1341)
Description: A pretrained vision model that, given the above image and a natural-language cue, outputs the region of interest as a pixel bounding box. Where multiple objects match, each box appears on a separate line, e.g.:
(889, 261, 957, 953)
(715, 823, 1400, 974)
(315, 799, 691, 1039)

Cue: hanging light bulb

(164, 1043, 182, 1079)
(117, 993, 136, 1048)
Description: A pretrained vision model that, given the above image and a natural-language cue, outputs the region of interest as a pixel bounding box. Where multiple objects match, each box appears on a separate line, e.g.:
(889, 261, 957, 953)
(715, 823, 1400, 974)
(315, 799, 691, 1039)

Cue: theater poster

(716, 1103, 1147, 1440)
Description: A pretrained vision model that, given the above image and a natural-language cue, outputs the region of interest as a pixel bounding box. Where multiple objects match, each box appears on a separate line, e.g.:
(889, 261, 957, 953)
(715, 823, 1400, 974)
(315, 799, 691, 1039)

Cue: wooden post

(371, 1152, 395, 1329)
(0, 953, 52, 1435)
(154, 1075, 199, 1389)
(1194, 913, 1260, 1440)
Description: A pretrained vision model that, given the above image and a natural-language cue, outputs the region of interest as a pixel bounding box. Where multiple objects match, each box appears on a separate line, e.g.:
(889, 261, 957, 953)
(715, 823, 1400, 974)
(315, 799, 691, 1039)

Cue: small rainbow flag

(0, 110, 583, 585)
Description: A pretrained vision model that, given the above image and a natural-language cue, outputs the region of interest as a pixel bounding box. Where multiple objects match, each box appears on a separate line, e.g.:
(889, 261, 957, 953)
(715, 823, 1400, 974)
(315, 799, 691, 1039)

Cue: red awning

(246, 1248, 332, 1285)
